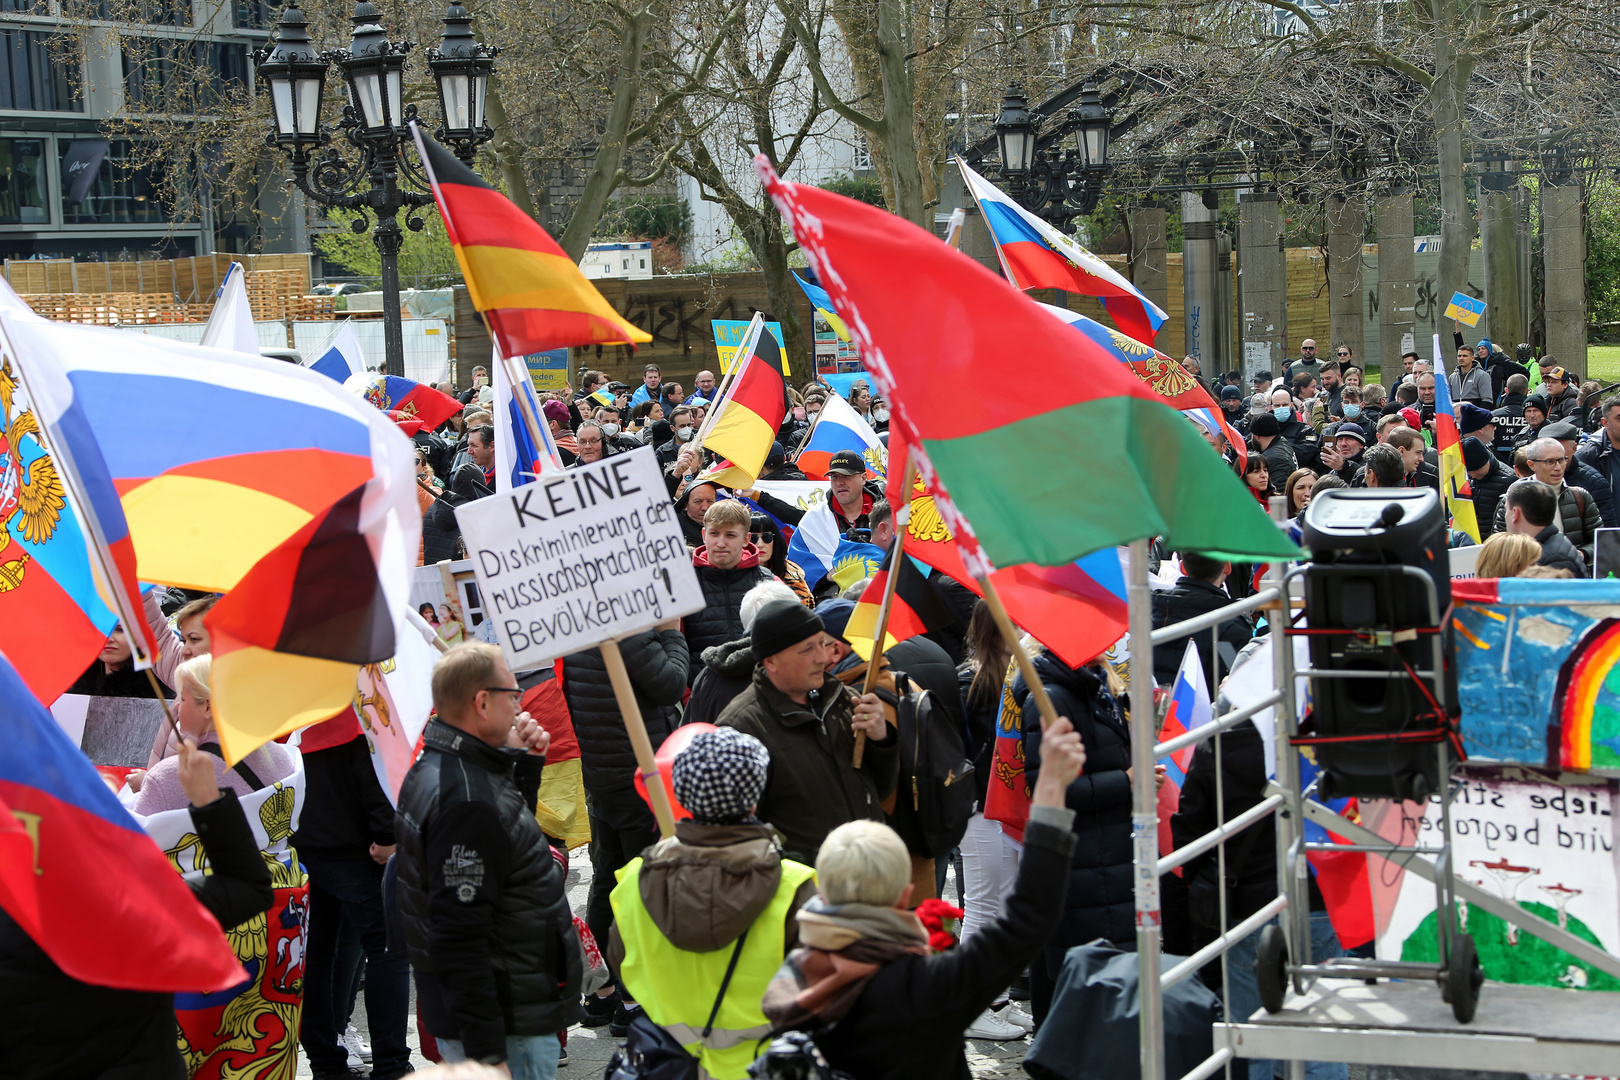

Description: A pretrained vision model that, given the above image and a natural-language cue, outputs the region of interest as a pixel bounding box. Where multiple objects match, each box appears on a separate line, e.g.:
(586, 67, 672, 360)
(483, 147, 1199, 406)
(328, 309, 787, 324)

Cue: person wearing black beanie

(1464, 435, 1515, 538)
(719, 600, 899, 863)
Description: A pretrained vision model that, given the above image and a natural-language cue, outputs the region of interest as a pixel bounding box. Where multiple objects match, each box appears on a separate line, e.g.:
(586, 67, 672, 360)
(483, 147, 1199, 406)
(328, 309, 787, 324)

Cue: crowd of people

(23, 333, 1613, 1080)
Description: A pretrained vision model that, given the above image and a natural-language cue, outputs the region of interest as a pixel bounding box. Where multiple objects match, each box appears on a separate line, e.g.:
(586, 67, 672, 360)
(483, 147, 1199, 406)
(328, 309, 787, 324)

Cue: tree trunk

(749, 210, 810, 379)
(873, 0, 927, 227)
(483, 85, 538, 222)
(557, 4, 649, 261)
(1430, 0, 1473, 322)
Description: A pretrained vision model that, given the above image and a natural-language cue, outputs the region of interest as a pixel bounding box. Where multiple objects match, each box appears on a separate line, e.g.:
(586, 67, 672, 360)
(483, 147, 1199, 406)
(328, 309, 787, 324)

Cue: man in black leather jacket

(395, 643, 582, 1077)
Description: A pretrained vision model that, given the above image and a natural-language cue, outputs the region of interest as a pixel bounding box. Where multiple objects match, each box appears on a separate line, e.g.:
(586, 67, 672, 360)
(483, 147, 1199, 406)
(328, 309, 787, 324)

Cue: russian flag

(0, 653, 246, 992)
(959, 157, 1167, 344)
(3, 300, 160, 684)
(1159, 638, 1214, 787)
(307, 320, 366, 383)
(796, 391, 886, 480)
(493, 347, 563, 492)
(786, 500, 885, 590)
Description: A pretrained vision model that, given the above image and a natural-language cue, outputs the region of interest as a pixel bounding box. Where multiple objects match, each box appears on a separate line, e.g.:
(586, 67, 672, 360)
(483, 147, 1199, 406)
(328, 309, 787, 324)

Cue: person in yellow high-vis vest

(608, 727, 817, 1080)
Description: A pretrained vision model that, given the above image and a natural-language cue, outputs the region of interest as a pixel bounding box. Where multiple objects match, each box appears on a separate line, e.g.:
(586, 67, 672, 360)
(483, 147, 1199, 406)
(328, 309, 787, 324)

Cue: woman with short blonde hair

(1475, 532, 1541, 579)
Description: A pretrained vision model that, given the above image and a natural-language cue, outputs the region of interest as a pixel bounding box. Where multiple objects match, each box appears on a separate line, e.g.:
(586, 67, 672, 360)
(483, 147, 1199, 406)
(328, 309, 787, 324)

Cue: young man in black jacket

(395, 643, 582, 1078)
(1151, 552, 1255, 689)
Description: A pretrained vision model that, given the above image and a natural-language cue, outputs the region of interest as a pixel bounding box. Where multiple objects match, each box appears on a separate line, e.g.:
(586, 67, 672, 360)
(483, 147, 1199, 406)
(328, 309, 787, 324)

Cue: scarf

(761, 897, 929, 1031)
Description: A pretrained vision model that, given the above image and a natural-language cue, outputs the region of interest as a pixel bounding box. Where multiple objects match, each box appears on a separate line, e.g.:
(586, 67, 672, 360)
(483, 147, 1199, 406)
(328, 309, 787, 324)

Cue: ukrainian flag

(793, 270, 849, 341)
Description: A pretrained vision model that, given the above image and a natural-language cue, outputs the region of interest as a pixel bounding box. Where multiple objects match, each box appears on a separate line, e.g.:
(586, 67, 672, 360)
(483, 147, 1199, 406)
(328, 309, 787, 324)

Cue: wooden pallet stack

(243, 268, 312, 321)
(18, 293, 204, 325)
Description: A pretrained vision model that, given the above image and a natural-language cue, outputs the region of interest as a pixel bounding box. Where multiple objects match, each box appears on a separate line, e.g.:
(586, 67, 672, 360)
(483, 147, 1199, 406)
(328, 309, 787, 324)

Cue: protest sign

(1374, 767, 1619, 992)
(1444, 291, 1487, 328)
(1450, 544, 1480, 579)
(454, 446, 704, 672)
(525, 348, 571, 392)
(713, 318, 789, 375)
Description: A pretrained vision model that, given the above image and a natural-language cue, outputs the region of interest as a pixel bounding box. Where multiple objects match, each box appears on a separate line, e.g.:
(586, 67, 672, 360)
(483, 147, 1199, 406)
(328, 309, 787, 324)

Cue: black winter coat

(812, 814, 1076, 1080)
(683, 550, 774, 683)
(1577, 435, 1620, 526)
(1567, 458, 1617, 529)
(1151, 577, 1253, 690)
(1015, 654, 1134, 949)
(562, 627, 688, 815)
(293, 733, 396, 854)
(958, 662, 1003, 809)
(1469, 458, 1516, 539)
(1535, 524, 1588, 577)
(686, 636, 757, 727)
(395, 720, 582, 1060)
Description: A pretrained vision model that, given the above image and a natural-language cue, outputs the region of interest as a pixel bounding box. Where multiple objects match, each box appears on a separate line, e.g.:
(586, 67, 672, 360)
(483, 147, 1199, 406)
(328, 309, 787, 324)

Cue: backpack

(747, 1032, 855, 1080)
(891, 673, 975, 858)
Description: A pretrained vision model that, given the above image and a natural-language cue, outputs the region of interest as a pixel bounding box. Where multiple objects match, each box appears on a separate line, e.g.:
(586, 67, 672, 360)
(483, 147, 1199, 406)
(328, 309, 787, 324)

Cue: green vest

(610, 855, 816, 1080)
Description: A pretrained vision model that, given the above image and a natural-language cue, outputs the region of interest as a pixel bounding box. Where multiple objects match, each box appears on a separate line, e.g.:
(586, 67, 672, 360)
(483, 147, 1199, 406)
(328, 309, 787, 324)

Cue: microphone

(1377, 503, 1405, 530)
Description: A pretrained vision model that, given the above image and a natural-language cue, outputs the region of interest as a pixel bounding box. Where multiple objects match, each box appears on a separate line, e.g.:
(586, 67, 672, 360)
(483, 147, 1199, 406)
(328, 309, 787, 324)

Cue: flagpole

(973, 572, 1062, 731)
(693, 312, 765, 449)
(601, 637, 678, 839)
(954, 157, 1020, 283)
(851, 460, 917, 767)
(495, 348, 561, 477)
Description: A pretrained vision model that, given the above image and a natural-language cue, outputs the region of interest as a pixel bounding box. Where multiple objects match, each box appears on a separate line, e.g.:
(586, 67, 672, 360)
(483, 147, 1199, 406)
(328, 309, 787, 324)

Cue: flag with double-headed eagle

(785, 500, 885, 591)
(345, 373, 463, 434)
(127, 752, 310, 1077)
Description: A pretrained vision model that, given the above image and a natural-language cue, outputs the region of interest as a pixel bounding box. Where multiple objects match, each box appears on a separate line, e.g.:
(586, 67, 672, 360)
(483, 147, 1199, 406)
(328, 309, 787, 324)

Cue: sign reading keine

(454, 446, 704, 669)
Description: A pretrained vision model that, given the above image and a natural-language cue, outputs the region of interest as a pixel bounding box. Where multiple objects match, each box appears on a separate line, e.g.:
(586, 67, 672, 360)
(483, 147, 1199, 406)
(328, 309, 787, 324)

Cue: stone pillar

(1214, 231, 1233, 373)
(1131, 202, 1169, 316)
(1376, 191, 1416, 387)
(1182, 191, 1220, 371)
(1237, 192, 1287, 383)
(958, 203, 1001, 278)
(1481, 169, 1524, 349)
(1326, 194, 1366, 361)
(1541, 175, 1587, 377)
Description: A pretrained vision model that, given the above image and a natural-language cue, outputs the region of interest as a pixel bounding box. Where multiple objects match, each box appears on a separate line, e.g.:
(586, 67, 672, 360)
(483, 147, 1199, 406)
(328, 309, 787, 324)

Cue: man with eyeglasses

(1492, 436, 1601, 567)
(395, 642, 578, 1079)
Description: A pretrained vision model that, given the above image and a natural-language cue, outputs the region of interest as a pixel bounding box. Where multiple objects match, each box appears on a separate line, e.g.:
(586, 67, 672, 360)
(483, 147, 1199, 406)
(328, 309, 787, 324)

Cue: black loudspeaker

(1300, 488, 1457, 802)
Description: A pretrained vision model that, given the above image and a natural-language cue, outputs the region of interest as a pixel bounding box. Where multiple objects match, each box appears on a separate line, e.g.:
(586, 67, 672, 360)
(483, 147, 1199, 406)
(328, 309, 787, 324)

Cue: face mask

(1343, 404, 1362, 420)
(1274, 406, 1292, 422)
(600, 423, 620, 437)
(806, 410, 821, 422)
(873, 409, 890, 424)
(676, 426, 696, 441)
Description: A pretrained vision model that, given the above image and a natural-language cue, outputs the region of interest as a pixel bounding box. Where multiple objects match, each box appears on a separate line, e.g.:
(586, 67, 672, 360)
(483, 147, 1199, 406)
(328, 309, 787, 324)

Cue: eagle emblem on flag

(0, 358, 65, 591)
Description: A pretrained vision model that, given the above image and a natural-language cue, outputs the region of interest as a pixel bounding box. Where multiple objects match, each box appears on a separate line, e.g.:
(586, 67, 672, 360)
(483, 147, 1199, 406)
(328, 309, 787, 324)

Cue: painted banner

(1452, 578, 1620, 773)
(1373, 767, 1618, 992)
(712, 319, 789, 375)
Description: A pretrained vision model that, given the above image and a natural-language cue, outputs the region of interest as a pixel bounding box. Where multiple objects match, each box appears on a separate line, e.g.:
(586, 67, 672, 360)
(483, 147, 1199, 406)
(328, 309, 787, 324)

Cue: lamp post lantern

(256, 0, 498, 377)
(989, 76, 1115, 231)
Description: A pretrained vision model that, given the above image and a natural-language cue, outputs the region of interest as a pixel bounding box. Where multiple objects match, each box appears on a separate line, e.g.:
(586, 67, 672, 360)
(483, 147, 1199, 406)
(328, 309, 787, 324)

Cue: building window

(65, 0, 191, 25)
(60, 140, 172, 224)
(233, 0, 274, 29)
(122, 38, 248, 112)
(0, 139, 49, 225)
(0, 31, 83, 112)
(0, 0, 49, 13)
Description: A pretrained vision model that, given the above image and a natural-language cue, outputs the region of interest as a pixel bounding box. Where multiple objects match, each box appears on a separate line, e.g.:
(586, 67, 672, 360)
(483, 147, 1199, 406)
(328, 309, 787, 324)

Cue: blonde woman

(1475, 532, 1541, 579)
(132, 654, 295, 814)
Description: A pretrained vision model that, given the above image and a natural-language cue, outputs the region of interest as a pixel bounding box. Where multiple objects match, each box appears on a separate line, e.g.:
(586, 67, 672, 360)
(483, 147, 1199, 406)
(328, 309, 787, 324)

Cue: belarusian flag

(758, 156, 1297, 572)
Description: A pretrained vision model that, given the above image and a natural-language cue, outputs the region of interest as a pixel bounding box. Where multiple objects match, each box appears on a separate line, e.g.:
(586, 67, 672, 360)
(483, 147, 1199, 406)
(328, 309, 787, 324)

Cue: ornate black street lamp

(991, 78, 1114, 231)
(256, 0, 498, 376)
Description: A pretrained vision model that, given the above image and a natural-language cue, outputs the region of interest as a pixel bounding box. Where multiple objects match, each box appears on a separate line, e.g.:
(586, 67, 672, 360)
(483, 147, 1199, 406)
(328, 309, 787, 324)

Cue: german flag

(700, 324, 788, 486)
(845, 549, 954, 661)
(413, 128, 650, 354)
(205, 483, 394, 762)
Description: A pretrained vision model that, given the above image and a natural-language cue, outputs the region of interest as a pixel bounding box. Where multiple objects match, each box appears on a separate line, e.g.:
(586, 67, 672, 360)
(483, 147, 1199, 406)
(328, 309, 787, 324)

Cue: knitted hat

(1335, 422, 1367, 445)
(815, 598, 856, 643)
(672, 728, 771, 825)
(1457, 402, 1494, 436)
(1250, 413, 1280, 438)
(1461, 437, 1492, 471)
(1220, 385, 1243, 401)
(751, 599, 824, 660)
